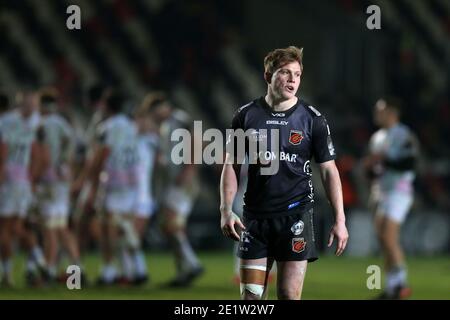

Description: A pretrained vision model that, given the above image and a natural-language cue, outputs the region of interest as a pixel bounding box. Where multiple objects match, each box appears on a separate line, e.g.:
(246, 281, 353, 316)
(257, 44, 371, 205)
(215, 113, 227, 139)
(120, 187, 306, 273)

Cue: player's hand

(328, 220, 349, 256)
(221, 211, 245, 241)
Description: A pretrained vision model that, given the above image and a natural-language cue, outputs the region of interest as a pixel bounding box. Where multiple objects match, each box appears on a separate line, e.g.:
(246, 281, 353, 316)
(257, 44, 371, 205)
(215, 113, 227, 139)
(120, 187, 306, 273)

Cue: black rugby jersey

(227, 97, 336, 216)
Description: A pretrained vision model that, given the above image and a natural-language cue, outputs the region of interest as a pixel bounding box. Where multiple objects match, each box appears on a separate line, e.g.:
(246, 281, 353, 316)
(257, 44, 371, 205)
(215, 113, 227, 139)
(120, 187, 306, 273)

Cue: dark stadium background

(0, 0, 448, 299)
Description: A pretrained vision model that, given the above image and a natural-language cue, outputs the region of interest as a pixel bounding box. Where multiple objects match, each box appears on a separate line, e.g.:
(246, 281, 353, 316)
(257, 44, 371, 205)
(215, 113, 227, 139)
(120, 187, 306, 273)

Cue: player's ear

(264, 72, 272, 84)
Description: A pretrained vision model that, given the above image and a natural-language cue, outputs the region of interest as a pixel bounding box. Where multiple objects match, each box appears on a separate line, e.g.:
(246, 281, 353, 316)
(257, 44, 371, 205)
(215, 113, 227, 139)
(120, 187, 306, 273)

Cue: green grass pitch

(0, 251, 448, 299)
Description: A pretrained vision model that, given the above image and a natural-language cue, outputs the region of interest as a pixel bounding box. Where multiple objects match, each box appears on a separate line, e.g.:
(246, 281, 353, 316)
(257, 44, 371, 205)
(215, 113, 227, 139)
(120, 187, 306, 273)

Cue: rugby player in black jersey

(220, 46, 349, 300)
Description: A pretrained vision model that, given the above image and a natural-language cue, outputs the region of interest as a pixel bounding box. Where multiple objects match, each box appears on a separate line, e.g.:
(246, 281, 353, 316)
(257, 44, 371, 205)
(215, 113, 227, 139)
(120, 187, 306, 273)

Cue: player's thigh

(163, 186, 195, 217)
(240, 257, 273, 299)
(276, 260, 308, 299)
(375, 212, 401, 244)
(134, 216, 149, 236)
(374, 213, 386, 236)
(11, 216, 26, 239)
(0, 183, 31, 218)
(381, 217, 401, 243)
(0, 217, 14, 237)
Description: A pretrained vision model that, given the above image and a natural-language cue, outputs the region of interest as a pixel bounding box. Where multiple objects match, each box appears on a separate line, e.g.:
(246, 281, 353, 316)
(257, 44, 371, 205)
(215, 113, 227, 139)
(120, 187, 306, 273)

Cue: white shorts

(377, 190, 413, 223)
(134, 197, 156, 219)
(163, 186, 194, 217)
(38, 183, 70, 218)
(103, 188, 137, 215)
(0, 182, 32, 217)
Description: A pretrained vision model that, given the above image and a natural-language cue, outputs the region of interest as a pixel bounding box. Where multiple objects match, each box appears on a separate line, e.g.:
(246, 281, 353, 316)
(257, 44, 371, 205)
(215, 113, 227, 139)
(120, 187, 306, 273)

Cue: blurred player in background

(87, 92, 147, 285)
(146, 92, 204, 287)
(0, 92, 9, 193)
(364, 98, 419, 299)
(220, 46, 348, 300)
(0, 88, 48, 286)
(71, 84, 110, 252)
(36, 89, 82, 283)
(133, 96, 159, 239)
(116, 96, 160, 285)
(0, 92, 9, 185)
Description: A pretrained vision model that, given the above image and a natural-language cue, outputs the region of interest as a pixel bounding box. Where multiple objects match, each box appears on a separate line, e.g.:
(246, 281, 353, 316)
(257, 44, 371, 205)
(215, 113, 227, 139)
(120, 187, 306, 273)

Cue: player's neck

(385, 120, 398, 129)
(264, 94, 298, 112)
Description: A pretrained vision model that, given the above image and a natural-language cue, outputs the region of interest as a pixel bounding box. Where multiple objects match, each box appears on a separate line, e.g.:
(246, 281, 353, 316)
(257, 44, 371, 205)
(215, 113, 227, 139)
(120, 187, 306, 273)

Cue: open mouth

(285, 85, 295, 92)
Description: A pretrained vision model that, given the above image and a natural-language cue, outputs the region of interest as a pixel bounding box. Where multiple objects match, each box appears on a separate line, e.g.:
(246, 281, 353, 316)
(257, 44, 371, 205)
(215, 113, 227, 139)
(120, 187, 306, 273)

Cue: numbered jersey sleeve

(312, 115, 337, 163)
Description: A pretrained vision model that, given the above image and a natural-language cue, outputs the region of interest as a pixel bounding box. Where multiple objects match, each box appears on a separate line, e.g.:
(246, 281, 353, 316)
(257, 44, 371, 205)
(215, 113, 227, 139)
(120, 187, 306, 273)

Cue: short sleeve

(225, 109, 244, 156)
(312, 115, 337, 163)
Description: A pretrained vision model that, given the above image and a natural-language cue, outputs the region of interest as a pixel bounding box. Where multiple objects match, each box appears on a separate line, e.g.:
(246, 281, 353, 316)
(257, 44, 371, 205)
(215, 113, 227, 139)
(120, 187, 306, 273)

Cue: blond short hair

(264, 46, 303, 75)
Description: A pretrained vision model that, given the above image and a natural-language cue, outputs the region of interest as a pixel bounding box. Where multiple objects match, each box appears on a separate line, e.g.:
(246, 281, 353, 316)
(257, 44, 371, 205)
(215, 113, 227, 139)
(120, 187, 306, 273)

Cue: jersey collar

(258, 96, 300, 118)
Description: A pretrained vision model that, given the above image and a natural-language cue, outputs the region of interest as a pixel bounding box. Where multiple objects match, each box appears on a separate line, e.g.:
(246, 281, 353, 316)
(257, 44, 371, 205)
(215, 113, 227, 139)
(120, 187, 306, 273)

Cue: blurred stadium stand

(0, 0, 448, 254)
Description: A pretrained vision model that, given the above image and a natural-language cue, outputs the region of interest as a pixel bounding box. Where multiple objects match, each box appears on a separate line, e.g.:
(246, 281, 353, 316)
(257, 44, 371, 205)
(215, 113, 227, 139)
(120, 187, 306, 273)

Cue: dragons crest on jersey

(289, 130, 304, 145)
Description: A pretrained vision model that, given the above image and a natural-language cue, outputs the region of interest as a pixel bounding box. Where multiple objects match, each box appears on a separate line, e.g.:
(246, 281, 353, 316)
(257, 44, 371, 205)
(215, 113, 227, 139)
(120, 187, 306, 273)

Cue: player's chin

(282, 90, 296, 100)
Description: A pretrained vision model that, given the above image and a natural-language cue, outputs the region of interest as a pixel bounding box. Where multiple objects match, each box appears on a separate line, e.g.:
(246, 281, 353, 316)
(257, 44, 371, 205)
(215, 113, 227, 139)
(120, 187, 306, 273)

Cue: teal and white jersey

(97, 114, 139, 189)
(40, 114, 73, 166)
(369, 123, 418, 193)
(40, 113, 74, 182)
(0, 110, 40, 183)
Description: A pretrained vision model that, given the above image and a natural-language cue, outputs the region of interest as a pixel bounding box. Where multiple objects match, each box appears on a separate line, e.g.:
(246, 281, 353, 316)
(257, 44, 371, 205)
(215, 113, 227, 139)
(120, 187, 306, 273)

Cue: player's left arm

(88, 144, 109, 187)
(85, 126, 110, 207)
(318, 160, 349, 256)
(312, 112, 349, 256)
(174, 126, 199, 187)
(84, 143, 109, 208)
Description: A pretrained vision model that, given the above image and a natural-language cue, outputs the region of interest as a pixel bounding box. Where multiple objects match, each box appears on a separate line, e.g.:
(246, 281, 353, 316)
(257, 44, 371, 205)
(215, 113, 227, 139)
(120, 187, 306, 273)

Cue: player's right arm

(71, 115, 101, 194)
(220, 153, 245, 241)
(174, 125, 199, 187)
(84, 124, 110, 208)
(220, 107, 247, 241)
(84, 143, 110, 209)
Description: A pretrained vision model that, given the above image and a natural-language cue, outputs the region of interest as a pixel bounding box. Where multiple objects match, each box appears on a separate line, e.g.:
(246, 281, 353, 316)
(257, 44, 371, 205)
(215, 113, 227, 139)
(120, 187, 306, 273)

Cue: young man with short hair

(220, 46, 349, 300)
